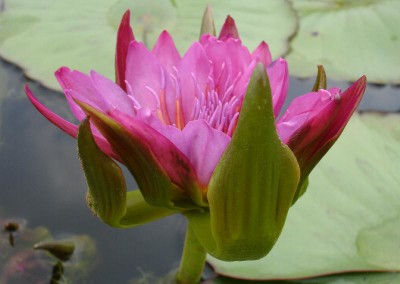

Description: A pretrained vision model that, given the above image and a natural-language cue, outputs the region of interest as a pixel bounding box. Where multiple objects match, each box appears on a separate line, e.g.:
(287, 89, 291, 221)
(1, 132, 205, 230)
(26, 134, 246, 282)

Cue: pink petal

(277, 76, 367, 166)
(115, 10, 135, 91)
(134, 108, 188, 155)
(125, 41, 163, 110)
(252, 41, 272, 67)
(152, 31, 181, 125)
(266, 58, 289, 118)
(55, 67, 108, 112)
(108, 110, 201, 191)
(218, 16, 239, 40)
(56, 68, 135, 120)
(90, 70, 135, 116)
(200, 35, 251, 98)
(318, 76, 367, 144)
(152, 31, 181, 74)
(25, 85, 116, 159)
(177, 42, 211, 124)
(277, 91, 323, 144)
(25, 85, 79, 138)
(182, 120, 230, 186)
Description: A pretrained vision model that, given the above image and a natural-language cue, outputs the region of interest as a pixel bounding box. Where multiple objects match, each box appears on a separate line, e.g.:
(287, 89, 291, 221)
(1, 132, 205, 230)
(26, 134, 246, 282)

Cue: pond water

(0, 58, 400, 283)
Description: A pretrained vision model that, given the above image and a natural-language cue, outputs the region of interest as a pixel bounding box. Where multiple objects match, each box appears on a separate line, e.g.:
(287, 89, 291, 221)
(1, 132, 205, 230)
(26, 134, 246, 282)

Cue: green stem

(176, 223, 207, 284)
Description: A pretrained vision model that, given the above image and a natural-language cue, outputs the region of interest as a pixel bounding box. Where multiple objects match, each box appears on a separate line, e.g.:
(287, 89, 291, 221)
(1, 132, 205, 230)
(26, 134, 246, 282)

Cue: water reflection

(0, 59, 185, 283)
(1, 58, 400, 283)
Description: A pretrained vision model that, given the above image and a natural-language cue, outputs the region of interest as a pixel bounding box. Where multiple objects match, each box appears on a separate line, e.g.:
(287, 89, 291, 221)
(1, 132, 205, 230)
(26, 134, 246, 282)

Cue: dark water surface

(0, 58, 399, 283)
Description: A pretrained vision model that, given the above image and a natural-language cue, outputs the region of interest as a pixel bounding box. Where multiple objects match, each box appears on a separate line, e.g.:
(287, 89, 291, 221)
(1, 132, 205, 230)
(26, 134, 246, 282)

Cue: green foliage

(0, 0, 296, 91)
(208, 113, 400, 279)
(287, 0, 400, 84)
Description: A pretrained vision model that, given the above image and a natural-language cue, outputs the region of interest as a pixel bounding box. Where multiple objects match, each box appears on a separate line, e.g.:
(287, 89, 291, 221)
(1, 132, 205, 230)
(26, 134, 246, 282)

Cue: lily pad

(207, 272, 400, 284)
(0, 0, 297, 91)
(208, 113, 400, 280)
(286, 0, 400, 84)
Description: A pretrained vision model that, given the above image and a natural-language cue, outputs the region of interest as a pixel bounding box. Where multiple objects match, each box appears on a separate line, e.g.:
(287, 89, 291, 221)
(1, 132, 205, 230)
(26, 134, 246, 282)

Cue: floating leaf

(208, 113, 400, 280)
(286, 0, 400, 84)
(0, 0, 297, 90)
(207, 272, 400, 284)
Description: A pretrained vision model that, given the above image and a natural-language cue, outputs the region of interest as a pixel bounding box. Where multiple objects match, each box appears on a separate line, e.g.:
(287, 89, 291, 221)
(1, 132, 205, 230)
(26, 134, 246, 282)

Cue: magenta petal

(152, 31, 181, 74)
(178, 42, 211, 124)
(108, 110, 201, 191)
(200, 35, 251, 96)
(182, 120, 230, 186)
(277, 91, 323, 144)
(55, 67, 109, 113)
(134, 108, 188, 155)
(152, 31, 181, 125)
(90, 70, 135, 116)
(266, 58, 289, 117)
(25, 85, 78, 138)
(318, 76, 367, 143)
(277, 76, 367, 172)
(25, 85, 116, 159)
(252, 41, 272, 67)
(115, 10, 135, 91)
(218, 16, 239, 40)
(125, 42, 164, 110)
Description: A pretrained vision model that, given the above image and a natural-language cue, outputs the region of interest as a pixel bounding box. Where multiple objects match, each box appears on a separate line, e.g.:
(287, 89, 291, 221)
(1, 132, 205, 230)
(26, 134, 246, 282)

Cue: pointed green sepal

(292, 176, 309, 205)
(78, 118, 127, 226)
(200, 5, 216, 38)
(312, 65, 327, 92)
(206, 64, 300, 261)
(77, 118, 177, 228)
(75, 101, 194, 210)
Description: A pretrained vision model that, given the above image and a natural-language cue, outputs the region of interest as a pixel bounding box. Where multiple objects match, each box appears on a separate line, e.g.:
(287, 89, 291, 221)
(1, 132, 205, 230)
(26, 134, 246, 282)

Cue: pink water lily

(25, 11, 366, 210)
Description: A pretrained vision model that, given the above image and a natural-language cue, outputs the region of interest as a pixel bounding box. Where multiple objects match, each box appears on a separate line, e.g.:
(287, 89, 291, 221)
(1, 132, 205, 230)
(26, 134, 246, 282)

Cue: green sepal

(312, 65, 327, 92)
(77, 118, 176, 228)
(76, 101, 195, 210)
(120, 190, 178, 227)
(185, 210, 216, 254)
(206, 64, 300, 261)
(78, 118, 127, 226)
(292, 177, 309, 205)
(199, 5, 216, 38)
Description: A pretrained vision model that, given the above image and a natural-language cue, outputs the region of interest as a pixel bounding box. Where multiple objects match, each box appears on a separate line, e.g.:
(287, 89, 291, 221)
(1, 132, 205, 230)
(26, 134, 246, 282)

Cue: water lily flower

(25, 8, 366, 270)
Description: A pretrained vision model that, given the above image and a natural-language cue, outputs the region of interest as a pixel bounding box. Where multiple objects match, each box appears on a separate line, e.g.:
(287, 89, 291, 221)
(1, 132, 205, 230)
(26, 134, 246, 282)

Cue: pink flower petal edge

(115, 10, 135, 91)
(25, 85, 117, 160)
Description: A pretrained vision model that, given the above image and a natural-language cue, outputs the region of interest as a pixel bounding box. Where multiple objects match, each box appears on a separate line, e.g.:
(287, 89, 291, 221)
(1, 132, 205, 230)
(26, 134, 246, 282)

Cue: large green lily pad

(208, 272, 400, 284)
(208, 113, 400, 280)
(0, 0, 296, 91)
(286, 0, 400, 84)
